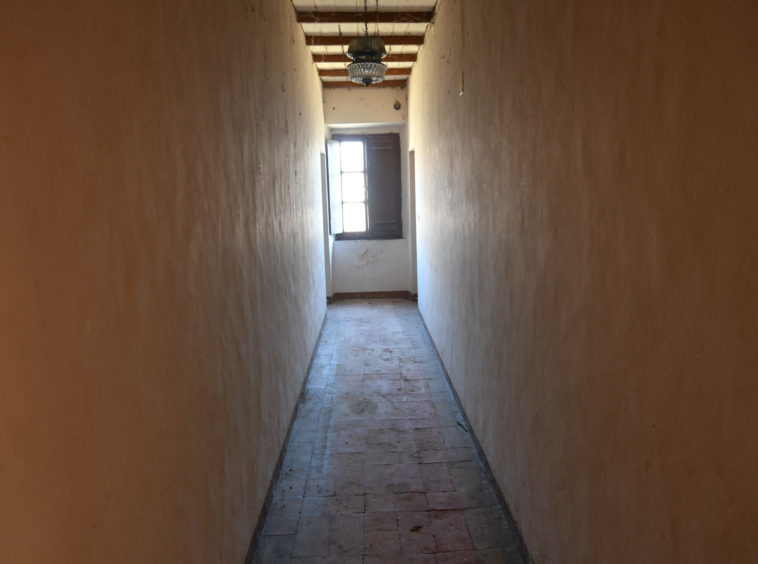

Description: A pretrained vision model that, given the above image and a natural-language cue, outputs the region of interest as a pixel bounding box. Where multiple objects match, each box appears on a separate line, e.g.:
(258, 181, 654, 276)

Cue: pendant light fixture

(346, 0, 387, 86)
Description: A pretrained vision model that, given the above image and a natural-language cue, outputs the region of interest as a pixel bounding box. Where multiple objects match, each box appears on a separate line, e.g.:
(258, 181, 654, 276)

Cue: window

(338, 140, 368, 233)
(326, 133, 402, 240)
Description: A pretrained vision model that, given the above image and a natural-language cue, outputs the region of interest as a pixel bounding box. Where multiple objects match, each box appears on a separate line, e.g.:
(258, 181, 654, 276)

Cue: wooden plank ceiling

(292, 0, 437, 88)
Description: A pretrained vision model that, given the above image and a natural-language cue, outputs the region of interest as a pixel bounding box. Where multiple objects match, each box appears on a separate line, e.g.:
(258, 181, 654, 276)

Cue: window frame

(332, 133, 403, 241)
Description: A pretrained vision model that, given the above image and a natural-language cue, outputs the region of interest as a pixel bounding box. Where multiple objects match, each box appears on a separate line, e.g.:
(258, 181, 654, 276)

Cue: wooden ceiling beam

(319, 68, 410, 78)
(306, 35, 424, 47)
(297, 11, 433, 24)
(323, 79, 408, 89)
(313, 54, 417, 63)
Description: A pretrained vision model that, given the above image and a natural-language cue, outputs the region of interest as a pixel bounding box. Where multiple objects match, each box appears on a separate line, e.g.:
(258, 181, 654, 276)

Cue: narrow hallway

(253, 300, 524, 564)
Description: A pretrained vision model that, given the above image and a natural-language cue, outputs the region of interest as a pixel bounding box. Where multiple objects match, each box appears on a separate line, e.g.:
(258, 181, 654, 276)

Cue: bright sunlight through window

(340, 141, 367, 232)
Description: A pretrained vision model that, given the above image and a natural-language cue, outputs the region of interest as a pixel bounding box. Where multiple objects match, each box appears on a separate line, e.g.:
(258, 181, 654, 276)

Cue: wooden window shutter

(366, 134, 402, 239)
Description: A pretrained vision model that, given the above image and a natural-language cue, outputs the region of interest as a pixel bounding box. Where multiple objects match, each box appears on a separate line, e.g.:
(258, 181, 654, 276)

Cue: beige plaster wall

(0, 0, 325, 562)
(408, 1, 758, 562)
(323, 87, 408, 125)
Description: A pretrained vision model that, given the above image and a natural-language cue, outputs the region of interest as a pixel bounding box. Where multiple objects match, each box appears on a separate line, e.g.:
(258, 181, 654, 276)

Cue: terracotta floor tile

(265, 497, 304, 535)
(405, 401, 436, 419)
(282, 442, 315, 470)
(431, 510, 473, 553)
(254, 534, 294, 564)
(305, 473, 336, 497)
(419, 448, 475, 464)
(365, 464, 394, 494)
(426, 489, 497, 511)
(329, 514, 365, 556)
(397, 511, 436, 553)
(365, 511, 399, 532)
(365, 556, 436, 564)
(253, 301, 523, 564)
(365, 531, 401, 554)
(413, 428, 444, 451)
(275, 467, 309, 498)
(365, 492, 428, 512)
(301, 495, 364, 515)
(388, 429, 416, 451)
(365, 450, 406, 466)
(447, 462, 488, 492)
(435, 549, 511, 564)
(464, 508, 508, 550)
(292, 514, 331, 558)
(391, 463, 425, 492)
(366, 429, 392, 452)
(292, 557, 363, 564)
(419, 463, 454, 492)
(410, 417, 439, 429)
(334, 466, 365, 496)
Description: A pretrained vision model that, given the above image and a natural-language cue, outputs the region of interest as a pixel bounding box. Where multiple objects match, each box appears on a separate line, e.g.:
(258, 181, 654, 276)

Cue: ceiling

(291, 0, 437, 88)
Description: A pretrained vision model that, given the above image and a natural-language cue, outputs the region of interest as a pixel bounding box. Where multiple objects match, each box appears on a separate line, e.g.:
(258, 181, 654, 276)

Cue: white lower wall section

(332, 239, 410, 293)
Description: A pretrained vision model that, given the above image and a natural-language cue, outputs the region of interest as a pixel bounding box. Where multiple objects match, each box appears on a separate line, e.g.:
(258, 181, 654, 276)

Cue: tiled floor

(253, 300, 525, 564)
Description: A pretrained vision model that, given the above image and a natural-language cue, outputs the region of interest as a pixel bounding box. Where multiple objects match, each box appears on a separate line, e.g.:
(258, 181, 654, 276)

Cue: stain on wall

(332, 238, 410, 294)
(0, 0, 325, 562)
(408, 0, 758, 562)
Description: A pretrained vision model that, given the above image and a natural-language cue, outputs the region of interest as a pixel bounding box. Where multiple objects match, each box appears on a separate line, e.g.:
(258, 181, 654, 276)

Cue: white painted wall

(323, 86, 417, 296)
(332, 239, 410, 293)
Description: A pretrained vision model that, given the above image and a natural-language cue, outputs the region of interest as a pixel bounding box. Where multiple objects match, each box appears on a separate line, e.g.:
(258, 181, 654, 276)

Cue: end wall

(323, 86, 408, 125)
(409, 1, 758, 562)
(0, 0, 325, 561)
(324, 87, 414, 295)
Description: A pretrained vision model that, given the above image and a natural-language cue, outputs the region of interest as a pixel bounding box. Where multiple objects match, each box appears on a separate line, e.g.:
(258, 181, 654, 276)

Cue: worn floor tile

(435, 549, 510, 564)
(365, 511, 399, 532)
(255, 534, 294, 564)
(275, 467, 309, 499)
(447, 461, 487, 492)
(329, 514, 365, 556)
(464, 508, 509, 550)
(253, 301, 523, 563)
(301, 495, 364, 515)
(366, 531, 401, 554)
(292, 557, 363, 564)
(305, 472, 336, 497)
(431, 510, 473, 553)
(365, 492, 428, 513)
(364, 555, 436, 564)
(426, 489, 497, 511)
(265, 497, 304, 535)
(420, 463, 454, 492)
(292, 514, 331, 558)
(397, 511, 436, 553)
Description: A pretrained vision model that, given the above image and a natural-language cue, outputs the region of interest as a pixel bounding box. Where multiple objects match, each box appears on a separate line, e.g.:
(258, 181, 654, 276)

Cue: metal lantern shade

(346, 36, 387, 86)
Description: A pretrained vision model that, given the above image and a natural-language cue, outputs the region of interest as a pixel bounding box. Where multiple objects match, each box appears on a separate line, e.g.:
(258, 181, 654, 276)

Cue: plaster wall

(323, 86, 408, 125)
(0, 1, 325, 562)
(408, 1, 758, 562)
(332, 238, 411, 294)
